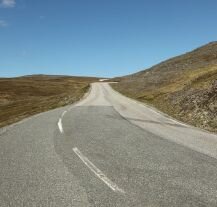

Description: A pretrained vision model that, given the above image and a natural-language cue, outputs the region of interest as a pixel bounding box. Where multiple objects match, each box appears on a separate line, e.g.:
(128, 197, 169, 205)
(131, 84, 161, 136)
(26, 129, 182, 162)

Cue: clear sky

(0, 0, 217, 78)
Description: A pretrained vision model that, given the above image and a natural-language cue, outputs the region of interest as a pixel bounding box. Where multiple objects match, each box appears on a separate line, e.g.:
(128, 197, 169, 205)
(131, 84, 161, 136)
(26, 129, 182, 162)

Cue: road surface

(1, 82, 217, 206)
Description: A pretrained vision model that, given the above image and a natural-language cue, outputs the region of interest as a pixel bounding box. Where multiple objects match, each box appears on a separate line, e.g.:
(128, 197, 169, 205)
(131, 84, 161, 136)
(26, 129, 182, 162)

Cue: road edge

(109, 83, 217, 136)
(0, 84, 93, 136)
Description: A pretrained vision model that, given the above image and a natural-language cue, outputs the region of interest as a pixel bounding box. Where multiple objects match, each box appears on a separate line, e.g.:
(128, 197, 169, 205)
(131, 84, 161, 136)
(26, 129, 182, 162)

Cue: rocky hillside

(112, 42, 217, 133)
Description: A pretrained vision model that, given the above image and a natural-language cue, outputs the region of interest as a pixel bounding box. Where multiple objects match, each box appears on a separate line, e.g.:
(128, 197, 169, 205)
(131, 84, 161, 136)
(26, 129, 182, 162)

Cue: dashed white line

(57, 110, 68, 134)
(62, 111, 67, 118)
(73, 147, 125, 194)
(58, 118, 64, 133)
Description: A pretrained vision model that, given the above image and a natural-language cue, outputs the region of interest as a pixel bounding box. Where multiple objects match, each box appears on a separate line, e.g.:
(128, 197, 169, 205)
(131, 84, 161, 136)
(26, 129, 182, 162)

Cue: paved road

(1, 83, 217, 206)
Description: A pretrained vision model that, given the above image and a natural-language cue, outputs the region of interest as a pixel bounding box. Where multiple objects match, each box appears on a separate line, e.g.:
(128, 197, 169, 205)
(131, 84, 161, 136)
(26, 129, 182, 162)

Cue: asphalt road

(1, 83, 217, 206)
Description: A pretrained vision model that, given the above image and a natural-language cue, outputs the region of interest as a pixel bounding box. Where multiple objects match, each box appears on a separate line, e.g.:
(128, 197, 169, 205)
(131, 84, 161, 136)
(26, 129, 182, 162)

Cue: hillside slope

(0, 75, 98, 127)
(112, 42, 217, 133)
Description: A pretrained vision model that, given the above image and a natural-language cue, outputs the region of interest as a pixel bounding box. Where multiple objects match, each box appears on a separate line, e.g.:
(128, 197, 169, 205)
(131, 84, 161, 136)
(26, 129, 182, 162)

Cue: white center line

(58, 118, 63, 133)
(73, 147, 125, 194)
(58, 111, 68, 134)
(62, 111, 67, 118)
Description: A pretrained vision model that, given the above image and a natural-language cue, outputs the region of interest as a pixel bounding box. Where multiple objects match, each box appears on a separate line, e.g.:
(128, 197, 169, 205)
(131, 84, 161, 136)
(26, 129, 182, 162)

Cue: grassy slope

(112, 42, 217, 133)
(0, 75, 98, 128)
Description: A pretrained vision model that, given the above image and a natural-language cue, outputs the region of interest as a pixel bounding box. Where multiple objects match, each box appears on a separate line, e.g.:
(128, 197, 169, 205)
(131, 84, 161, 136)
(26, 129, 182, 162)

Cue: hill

(0, 75, 98, 127)
(112, 42, 217, 133)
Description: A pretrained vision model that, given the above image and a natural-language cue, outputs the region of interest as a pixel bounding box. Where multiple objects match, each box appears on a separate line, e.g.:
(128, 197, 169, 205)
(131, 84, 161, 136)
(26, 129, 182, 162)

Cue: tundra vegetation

(112, 42, 217, 133)
(0, 75, 98, 127)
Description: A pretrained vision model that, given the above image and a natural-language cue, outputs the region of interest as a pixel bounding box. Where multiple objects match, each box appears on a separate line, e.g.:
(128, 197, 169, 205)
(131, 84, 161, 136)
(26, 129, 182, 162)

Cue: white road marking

(58, 118, 64, 133)
(61, 110, 67, 118)
(57, 111, 67, 134)
(73, 147, 125, 194)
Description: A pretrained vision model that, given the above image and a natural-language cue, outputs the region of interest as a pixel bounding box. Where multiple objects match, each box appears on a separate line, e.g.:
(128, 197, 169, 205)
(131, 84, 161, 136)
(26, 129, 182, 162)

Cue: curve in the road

(1, 82, 217, 206)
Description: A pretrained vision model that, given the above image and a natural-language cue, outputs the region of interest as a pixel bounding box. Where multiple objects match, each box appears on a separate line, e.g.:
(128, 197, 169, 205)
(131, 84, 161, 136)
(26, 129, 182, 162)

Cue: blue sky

(0, 0, 217, 78)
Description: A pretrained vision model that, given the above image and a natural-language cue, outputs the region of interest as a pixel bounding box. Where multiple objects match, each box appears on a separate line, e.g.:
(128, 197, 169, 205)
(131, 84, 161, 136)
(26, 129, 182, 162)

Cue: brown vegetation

(0, 75, 98, 127)
(112, 42, 217, 133)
